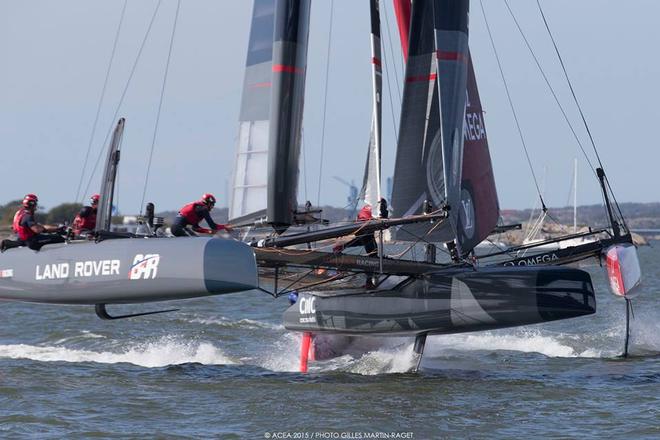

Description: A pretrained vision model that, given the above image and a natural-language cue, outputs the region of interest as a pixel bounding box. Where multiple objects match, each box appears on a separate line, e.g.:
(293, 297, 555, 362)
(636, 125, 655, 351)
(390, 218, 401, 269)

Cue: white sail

(230, 0, 311, 229)
(231, 120, 269, 221)
(362, 0, 383, 211)
(229, 0, 275, 222)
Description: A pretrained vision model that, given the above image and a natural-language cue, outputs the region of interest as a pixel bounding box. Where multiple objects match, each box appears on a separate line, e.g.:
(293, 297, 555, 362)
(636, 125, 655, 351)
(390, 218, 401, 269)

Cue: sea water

(0, 245, 658, 438)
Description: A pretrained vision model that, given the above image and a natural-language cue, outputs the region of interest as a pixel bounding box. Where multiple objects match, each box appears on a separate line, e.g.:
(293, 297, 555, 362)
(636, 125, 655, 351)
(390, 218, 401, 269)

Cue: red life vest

(73, 207, 97, 234)
(179, 202, 205, 226)
(12, 208, 36, 241)
(357, 205, 373, 221)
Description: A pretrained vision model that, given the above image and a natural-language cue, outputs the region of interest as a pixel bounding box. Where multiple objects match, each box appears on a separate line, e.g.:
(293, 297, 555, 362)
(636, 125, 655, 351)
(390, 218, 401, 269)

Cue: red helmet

(22, 193, 38, 209)
(90, 194, 100, 206)
(201, 193, 216, 208)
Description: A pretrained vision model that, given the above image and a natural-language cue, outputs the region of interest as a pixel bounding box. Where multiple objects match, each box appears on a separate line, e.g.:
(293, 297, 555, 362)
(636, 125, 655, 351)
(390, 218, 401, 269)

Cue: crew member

(72, 193, 100, 236)
(171, 193, 232, 237)
(333, 204, 378, 256)
(11, 194, 65, 251)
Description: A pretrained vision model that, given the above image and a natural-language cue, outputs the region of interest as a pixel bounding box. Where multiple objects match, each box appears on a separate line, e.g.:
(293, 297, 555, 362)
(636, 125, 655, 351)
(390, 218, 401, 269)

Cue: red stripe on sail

(249, 82, 272, 88)
(273, 64, 303, 74)
(393, 0, 411, 62)
(436, 50, 468, 63)
(406, 73, 437, 83)
(372, 57, 382, 66)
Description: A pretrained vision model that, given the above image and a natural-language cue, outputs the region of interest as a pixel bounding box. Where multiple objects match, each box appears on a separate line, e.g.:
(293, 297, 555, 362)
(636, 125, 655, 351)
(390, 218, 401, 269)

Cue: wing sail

(229, 0, 276, 223)
(360, 0, 383, 210)
(230, 0, 311, 232)
(391, 0, 470, 246)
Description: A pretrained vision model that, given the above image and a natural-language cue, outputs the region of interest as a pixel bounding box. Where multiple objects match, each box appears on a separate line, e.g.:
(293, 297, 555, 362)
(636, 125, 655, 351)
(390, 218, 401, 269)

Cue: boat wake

(341, 342, 419, 375)
(627, 308, 660, 356)
(254, 333, 419, 375)
(254, 309, 660, 374)
(425, 330, 582, 358)
(3, 310, 657, 374)
(185, 316, 283, 330)
(0, 335, 236, 368)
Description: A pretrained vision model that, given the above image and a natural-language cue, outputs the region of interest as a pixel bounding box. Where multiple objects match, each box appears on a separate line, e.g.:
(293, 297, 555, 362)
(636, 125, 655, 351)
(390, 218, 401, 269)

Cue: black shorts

(25, 234, 65, 251)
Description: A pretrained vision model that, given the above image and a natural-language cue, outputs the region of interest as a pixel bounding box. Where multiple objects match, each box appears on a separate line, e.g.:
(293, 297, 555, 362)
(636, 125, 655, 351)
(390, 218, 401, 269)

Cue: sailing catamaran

(235, 0, 641, 370)
(0, 0, 642, 371)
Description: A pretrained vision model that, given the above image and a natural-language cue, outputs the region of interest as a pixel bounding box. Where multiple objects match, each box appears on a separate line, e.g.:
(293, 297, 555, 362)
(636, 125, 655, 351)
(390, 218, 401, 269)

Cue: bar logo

(129, 254, 160, 280)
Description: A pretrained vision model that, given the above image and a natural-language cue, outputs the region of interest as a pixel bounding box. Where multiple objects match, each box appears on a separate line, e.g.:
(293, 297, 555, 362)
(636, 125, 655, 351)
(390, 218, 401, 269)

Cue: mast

(95, 118, 124, 233)
(361, 0, 383, 211)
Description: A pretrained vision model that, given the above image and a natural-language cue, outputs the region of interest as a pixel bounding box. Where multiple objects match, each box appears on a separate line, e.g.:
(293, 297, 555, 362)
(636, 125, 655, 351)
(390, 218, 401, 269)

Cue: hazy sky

(0, 0, 657, 214)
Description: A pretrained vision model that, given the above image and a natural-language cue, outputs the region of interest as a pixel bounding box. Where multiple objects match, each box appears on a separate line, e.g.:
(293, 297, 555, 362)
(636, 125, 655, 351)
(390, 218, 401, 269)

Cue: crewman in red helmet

(171, 193, 232, 237)
(72, 193, 100, 236)
(5, 194, 65, 251)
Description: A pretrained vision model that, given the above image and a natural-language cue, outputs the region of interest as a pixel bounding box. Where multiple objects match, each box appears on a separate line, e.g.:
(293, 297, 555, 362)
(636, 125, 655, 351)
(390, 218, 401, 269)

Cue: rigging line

(381, 1, 402, 105)
(605, 177, 629, 231)
(536, 0, 603, 170)
(139, 0, 181, 213)
(75, 0, 128, 204)
(503, 0, 596, 175)
(478, 0, 546, 209)
(81, 0, 164, 201)
(115, 139, 121, 219)
(536, 0, 627, 228)
(380, 3, 400, 145)
(301, 128, 309, 203)
(315, 0, 335, 207)
(391, 220, 448, 260)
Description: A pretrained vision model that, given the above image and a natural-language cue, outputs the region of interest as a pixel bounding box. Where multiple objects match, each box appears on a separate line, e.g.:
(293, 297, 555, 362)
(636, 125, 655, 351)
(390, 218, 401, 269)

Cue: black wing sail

(391, 0, 439, 234)
(267, 0, 311, 230)
(230, 0, 311, 231)
(391, 0, 470, 247)
(96, 118, 125, 233)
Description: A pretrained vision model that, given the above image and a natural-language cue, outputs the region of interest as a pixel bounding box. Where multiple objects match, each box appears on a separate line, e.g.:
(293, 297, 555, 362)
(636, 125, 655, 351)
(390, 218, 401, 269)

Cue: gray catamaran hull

(284, 266, 595, 336)
(0, 237, 258, 304)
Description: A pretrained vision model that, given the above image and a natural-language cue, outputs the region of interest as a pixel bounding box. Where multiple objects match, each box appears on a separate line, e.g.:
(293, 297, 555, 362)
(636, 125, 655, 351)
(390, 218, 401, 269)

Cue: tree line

(0, 200, 83, 226)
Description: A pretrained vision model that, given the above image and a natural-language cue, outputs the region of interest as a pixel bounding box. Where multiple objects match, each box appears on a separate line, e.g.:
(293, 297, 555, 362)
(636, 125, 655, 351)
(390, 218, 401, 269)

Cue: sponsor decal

(0, 269, 14, 278)
(503, 253, 559, 267)
(459, 188, 475, 240)
(355, 257, 380, 268)
(35, 260, 121, 281)
(298, 296, 317, 324)
(129, 254, 160, 280)
(464, 111, 486, 142)
(425, 132, 445, 208)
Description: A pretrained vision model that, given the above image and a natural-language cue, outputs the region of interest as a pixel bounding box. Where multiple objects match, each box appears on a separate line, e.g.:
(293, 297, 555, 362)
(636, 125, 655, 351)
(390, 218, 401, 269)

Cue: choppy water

(1, 245, 659, 439)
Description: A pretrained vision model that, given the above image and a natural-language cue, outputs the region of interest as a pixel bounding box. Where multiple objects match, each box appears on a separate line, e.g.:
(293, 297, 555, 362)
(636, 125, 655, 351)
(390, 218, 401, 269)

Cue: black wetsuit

(344, 233, 378, 256)
(19, 212, 65, 251)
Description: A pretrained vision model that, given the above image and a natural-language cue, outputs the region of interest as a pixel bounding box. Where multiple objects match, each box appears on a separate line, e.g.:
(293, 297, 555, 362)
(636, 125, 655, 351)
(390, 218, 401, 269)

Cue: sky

(0, 0, 658, 214)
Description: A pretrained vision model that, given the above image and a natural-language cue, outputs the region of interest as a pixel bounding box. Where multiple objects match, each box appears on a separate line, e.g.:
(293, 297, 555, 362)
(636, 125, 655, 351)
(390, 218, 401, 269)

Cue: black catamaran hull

(0, 237, 258, 304)
(284, 266, 595, 336)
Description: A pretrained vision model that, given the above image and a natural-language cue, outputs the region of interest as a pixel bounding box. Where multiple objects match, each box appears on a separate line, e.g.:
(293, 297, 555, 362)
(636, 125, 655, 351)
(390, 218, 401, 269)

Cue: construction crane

(333, 176, 359, 219)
